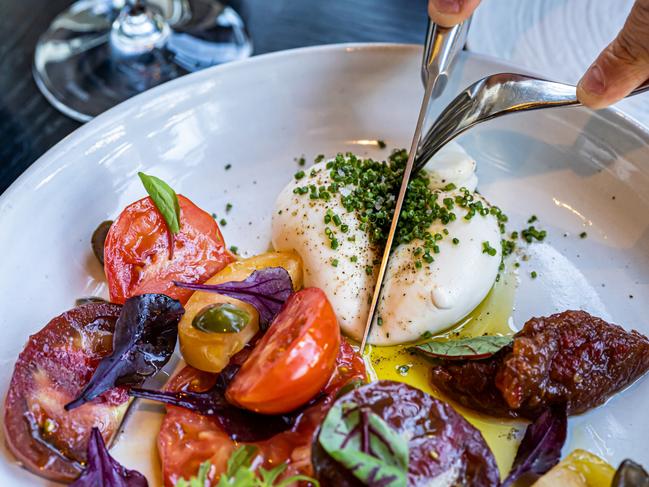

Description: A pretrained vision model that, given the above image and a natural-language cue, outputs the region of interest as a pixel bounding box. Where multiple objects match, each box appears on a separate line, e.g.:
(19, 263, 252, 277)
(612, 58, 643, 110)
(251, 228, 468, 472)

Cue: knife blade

(359, 19, 471, 352)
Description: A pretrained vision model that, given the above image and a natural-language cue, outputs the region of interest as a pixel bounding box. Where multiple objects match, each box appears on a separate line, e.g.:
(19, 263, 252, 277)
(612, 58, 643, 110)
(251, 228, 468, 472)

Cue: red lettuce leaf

(174, 267, 293, 328)
(502, 406, 567, 487)
(65, 294, 184, 410)
(70, 428, 148, 487)
(129, 360, 308, 442)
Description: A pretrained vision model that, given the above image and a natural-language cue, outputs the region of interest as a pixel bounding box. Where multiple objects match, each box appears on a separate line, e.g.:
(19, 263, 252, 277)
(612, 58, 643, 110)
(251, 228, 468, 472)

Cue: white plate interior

(1, 44, 649, 484)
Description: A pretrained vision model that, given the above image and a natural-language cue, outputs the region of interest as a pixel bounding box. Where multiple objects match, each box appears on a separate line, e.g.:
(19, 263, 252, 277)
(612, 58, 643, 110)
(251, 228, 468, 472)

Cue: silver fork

(414, 73, 649, 173)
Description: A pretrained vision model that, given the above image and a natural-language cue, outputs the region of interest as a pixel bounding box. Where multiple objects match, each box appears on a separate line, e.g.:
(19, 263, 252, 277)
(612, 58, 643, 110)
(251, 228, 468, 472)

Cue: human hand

(428, 0, 649, 110)
(427, 0, 481, 28)
(577, 0, 649, 109)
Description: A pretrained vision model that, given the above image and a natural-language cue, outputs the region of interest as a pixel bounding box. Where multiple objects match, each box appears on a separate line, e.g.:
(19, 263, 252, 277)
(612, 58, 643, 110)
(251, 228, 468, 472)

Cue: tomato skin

(104, 195, 234, 305)
(226, 288, 341, 414)
(178, 251, 304, 373)
(158, 339, 366, 486)
(3, 303, 130, 483)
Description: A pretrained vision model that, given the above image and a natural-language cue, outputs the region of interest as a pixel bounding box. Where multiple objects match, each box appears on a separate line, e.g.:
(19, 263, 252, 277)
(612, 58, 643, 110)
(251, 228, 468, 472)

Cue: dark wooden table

(0, 0, 427, 195)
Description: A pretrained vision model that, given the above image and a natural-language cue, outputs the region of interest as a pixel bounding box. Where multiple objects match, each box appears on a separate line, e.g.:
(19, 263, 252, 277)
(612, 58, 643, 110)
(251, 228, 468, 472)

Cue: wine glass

(33, 0, 252, 122)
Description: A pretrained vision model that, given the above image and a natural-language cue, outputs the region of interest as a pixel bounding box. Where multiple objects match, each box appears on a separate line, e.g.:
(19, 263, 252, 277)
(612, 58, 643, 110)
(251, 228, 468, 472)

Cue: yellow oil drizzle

(365, 268, 526, 478)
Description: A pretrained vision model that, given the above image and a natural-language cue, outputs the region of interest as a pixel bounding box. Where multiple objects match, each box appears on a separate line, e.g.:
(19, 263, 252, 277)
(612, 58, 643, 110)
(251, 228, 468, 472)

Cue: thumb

(428, 0, 481, 27)
(577, 0, 649, 109)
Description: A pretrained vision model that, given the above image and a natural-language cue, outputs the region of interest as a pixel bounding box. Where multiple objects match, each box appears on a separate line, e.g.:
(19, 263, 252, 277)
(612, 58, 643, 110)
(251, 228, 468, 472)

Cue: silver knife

(359, 18, 472, 352)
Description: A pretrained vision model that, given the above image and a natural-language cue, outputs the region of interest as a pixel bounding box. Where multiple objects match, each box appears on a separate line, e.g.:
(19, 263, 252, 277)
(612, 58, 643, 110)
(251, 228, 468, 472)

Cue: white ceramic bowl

(1, 44, 648, 485)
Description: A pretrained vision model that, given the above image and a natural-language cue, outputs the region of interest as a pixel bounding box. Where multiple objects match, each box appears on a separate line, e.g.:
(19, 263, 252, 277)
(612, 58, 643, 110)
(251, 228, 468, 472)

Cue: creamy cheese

(272, 142, 501, 344)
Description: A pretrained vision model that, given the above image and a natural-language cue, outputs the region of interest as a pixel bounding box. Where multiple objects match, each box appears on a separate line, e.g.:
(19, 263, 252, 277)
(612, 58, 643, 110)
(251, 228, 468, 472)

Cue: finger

(428, 0, 481, 27)
(577, 0, 649, 109)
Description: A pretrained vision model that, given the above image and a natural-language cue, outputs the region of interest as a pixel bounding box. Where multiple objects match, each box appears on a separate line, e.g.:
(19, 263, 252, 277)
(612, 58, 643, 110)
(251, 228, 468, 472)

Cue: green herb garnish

(174, 460, 211, 487)
(138, 172, 180, 235)
(138, 172, 180, 259)
(176, 445, 319, 487)
(319, 401, 408, 487)
(521, 225, 547, 243)
(482, 241, 498, 257)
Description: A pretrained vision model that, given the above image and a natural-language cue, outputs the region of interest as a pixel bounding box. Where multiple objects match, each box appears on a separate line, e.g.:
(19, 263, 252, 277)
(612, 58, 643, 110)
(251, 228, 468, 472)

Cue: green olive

(192, 303, 251, 334)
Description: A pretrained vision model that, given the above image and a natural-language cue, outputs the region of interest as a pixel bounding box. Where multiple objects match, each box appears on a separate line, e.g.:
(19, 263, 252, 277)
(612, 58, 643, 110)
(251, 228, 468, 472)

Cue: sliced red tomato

(226, 287, 340, 414)
(3, 303, 130, 482)
(104, 195, 234, 305)
(158, 339, 366, 486)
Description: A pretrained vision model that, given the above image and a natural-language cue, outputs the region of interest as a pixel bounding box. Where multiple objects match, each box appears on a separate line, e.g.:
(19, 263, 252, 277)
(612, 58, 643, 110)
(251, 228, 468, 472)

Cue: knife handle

(421, 18, 472, 98)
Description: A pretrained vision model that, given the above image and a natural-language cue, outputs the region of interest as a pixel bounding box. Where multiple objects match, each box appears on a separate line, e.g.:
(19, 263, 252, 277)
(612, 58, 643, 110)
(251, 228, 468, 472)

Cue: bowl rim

(2, 42, 648, 207)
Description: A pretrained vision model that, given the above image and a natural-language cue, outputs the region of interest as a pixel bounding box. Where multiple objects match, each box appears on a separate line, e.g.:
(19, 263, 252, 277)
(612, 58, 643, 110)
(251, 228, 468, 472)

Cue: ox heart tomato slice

(226, 287, 341, 414)
(3, 303, 130, 483)
(104, 194, 234, 305)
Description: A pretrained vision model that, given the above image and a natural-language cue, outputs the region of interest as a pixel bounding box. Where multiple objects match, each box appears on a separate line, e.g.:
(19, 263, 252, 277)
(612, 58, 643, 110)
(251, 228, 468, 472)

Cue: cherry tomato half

(226, 287, 341, 414)
(178, 251, 304, 373)
(104, 195, 234, 305)
(158, 339, 366, 486)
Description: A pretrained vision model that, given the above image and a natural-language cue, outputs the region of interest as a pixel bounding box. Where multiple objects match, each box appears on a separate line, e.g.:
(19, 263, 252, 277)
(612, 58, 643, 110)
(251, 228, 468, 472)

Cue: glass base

(34, 0, 252, 122)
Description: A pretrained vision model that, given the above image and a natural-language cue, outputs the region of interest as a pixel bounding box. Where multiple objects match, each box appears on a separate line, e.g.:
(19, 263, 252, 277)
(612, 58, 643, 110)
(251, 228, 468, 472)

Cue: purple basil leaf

(129, 362, 300, 442)
(174, 267, 293, 329)
(66, 294, 184, 410)
(71, 427, 148, 487)
(502, 406, 567, 487)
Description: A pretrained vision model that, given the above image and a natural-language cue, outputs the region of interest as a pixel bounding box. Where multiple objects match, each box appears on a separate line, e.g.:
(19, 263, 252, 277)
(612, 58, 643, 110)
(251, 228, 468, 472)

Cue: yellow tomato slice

(178, 252, 303, 372)
(533, 449, 615, 487)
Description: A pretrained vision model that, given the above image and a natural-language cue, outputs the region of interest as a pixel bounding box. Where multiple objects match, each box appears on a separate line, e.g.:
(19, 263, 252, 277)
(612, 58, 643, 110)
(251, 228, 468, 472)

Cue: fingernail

(434, 0, 462, 14)
(581, 64, 606, 95)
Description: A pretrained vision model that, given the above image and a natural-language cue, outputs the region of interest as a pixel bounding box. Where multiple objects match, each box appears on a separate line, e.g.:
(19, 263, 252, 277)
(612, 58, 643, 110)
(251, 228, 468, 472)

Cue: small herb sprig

(138, 172, 180, 259)
(174, 446, 319, 487)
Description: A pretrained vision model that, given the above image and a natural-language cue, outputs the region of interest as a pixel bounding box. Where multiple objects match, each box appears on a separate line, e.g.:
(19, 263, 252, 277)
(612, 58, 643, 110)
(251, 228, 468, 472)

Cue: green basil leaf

(412, 335, 512, 361)
(138, 172, 181, 235)
(192, 303, 251, 334)
(319, 400, 408, 487)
